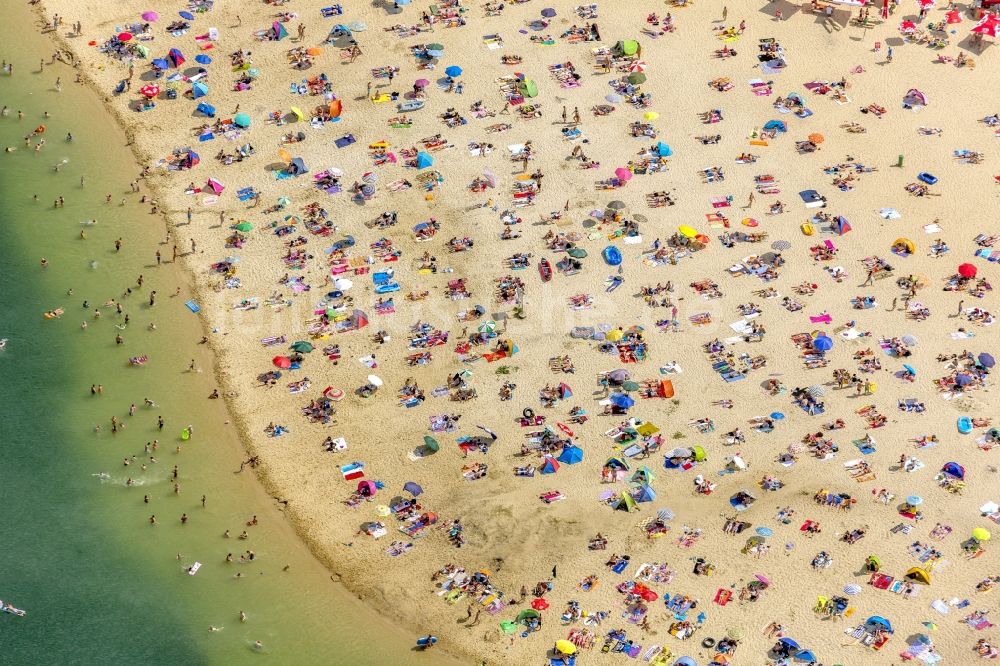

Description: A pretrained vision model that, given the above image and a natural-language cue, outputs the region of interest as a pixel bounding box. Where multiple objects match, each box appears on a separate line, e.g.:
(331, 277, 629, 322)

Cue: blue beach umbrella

(674, 659, 696, 666)
(179, 10, 194, 20)
(978, 353, 995, 368)
(813, 335, 833, 351)
(195, 54, 212, 65)
(778, 637, 800, 650)
(906, 495, 923, 506)
(610, 393, 635, 409)
(756, 527, 773, 537)
(151, 58, 169, 70)
(770, 412, 785, 420)
(445, 65, 463, 77)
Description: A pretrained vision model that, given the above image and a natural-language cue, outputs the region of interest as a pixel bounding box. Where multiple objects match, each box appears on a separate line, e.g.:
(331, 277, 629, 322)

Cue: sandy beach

(25, 0, 1000, 662)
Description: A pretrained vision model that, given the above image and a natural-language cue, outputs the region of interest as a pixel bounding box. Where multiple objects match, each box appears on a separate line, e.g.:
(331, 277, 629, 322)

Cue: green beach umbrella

(478, 320, 497, 334)
(628, 72, 646, 85)
(426, 43, 444, 52)
(567, 248, 588, 259)
(233, 221, 253, 232)
(500, 621, 517, 634)
(423, 435, 439, 453)
(520, 79, 538, 98)
(622, 380, 640, 392)
(290, 340, 314, 353)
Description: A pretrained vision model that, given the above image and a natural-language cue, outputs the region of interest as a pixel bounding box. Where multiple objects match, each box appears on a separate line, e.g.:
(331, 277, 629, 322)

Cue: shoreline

(25, 0, 1000, 663)
(28, 6, 472, 663)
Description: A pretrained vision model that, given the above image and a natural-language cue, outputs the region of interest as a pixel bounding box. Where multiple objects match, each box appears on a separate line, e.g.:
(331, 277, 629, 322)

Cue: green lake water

(0, 6, 450, 664)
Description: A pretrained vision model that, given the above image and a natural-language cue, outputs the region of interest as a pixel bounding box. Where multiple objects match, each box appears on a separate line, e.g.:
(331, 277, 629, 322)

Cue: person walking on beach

(155, 250, 161, 265)
(149, 290, 157, 306)
(957, 299, 964, 316)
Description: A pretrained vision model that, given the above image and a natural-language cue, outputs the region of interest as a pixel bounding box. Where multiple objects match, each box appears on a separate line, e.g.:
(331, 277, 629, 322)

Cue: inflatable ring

(523, 407, 535, 419)
(702, 637, 716, 649)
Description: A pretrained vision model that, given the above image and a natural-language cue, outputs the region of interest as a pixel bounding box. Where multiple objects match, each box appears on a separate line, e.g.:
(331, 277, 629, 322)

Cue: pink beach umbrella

(414, 78, 430, 88)
(614, 167, 633, 182)
(141, 11, 159, 21)
(118, 32, 133, 41)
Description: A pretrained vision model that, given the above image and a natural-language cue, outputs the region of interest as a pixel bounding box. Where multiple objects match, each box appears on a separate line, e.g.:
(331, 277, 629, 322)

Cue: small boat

(0, 600, 26, 617)
(416, 636, 438, 649)
(539, 258, 552, 282)
(397, 99, 425, 112)
(957, 416, 973, 434)
(374, 282, 401, 294)
(128, 355, 149, 366)
(372, 270, 395, 285)
(187, 562, 202, 576)
(603, 245, 622, 266)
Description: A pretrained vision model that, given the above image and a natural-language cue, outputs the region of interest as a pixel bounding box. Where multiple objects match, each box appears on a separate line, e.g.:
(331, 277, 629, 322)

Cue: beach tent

(942, 461, 966, 479)
(151, 57, 169, 71)
(613, 491, 639, 512)
(540, 456, 560, 474)
(233, 113, 251, 128)
(834, 216, 852, 235)
(206, 178, 224, 194)
(422, 435, 439, 453)
(520, 79, 539, 98)
(196, 102, 216, 117)
(655, 142, 673, 157)
(763, 119, 787, 132)
(403, 481, 423, 496)
(416, 151, 434, 169)
(903, 89, 927, 108)
(692, 446, 706, 462)
(272, 21, 289, 40)
(357, 480, 377, 496)
(614, 39, 640, 56)
(191, 81, 208, 99)
(350, 309, 369, 329)
(634, 484, 656, 503)
(558, 445, 584, 464)
(605, 456, 630, 470)
(168, 48, 185, 68)
(558, 383, 573, 399)
(632, 466, 656, 484)
(287, 157, 308, 176)
(516, 609, 540, 623)
(866, 616, 894, 633)
(794, 650, 818, 663)
(893, 238, 915, 254)
(904, 567, 931, 584)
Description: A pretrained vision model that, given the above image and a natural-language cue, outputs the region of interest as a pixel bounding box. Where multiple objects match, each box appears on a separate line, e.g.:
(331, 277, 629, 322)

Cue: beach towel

(335, 134, 356, 148)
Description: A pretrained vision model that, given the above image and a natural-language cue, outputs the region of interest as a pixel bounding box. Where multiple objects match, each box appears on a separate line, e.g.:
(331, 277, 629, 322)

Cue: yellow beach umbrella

(278, 148, 293, 164)
(972, 527, 992, 541)
(290, 106, 304, 121)
(606, 329, 625, 342)
(555, 640, 577, 655)
(678, 225, 697, 238)
(643, 111, 659, 121)
(306, 47, 323, 56)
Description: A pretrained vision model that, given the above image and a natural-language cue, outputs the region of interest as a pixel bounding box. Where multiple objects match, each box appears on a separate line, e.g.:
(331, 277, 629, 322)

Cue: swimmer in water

(209, 626, 223, 633)
(81, 321, 87, 329)
(253, 641, 263, 651)
(239, 610, 247, 623)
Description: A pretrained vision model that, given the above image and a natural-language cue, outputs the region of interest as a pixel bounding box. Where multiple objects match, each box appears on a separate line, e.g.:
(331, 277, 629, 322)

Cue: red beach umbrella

(273, 356, 292, 368)
(946, 10, 962, 23)
(139, 84, 160, 99)
(118, 32, 133, 41)
(972, 14, 1000, 37)
(531, 598, 550, 610)
(899, 20, 917, 33)
(958, 263, 977, 278)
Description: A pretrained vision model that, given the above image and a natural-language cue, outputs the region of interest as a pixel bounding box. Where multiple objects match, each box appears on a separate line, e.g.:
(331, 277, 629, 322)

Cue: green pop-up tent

(520, 79, 538, 98)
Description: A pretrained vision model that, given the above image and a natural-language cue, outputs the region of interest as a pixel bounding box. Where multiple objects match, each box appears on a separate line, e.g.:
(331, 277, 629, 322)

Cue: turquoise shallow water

(0, 7, 451, 664)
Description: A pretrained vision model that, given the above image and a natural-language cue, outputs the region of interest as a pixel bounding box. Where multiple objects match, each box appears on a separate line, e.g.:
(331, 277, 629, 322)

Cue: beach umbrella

(290, 341, 313, 353)
(233, 113, 251, 128)
(290, 106, 304, 121)
(541, 7, 557, 17)
(972, 527, 991, 541)
(813, 335, 833, 351)
(644, 111, 659, 120)
(628, 72, 647, 85)
(142, 11, 159, 21)
(445, 65, 463, 77)
(972, 13, 1000, 37)
(770, 412, 785, 420)
(657, 508, 675, 521)
(179, 10, 195, 20)
(606, 93, 623, 103)
(151, 58, 169, 70)
(567, 248, 588, 258)
(610, 393, 635, 409)
(956, 373, 973, 387)
(678, 225, 697, 238)
(900, 20, 917, 32)
(607, 200, 627, 210)
(423, 435, 439, 452)
(901, 334, 918, 346)
(622, 380, 640, 392)
(903, 364, 916, 377)
(195, 54, 212, 65)
(118, 32, 133, 42)
(367, 375, 383, 387)
(414, 78, 430, 89)
(348, 21, 368, 32)
(727, 627, 745, 640)
(979, 353, 995, 368)
(233, 221, 253, 232)
(958, 263, 977, 278)
(907, 495, 923, 506)
(403, 481, 423, 496)
(946, 9, 962, 23)
(360, 184, 376, 198)
(674, 658, 696, 666)
(844, 583, 862, 595)
(771, 240, 791, 251)
(272, 356, 292, 368)
(425, 42, 445, 52)
(794, 650, 817, 663)
(756, 527, 773, 537)
(630, 60, 648, 72)
(655, 142, 672, 156)
(615, 167, 633, 182)
(554, 640, 576, 655)
(334, 278, 353, 291)
(325, 387, 345, 401)
(807, 133, 825, 144)
(531, 598, 549, 610)
(478, 320, 497, 334)
(778, 638, 800, 649)
(362, 172, 378, 184)
(138, 84, 160, 98)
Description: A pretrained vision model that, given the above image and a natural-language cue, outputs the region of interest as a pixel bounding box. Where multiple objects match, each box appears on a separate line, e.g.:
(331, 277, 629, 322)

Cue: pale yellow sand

(33, 0, 1000, 662)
